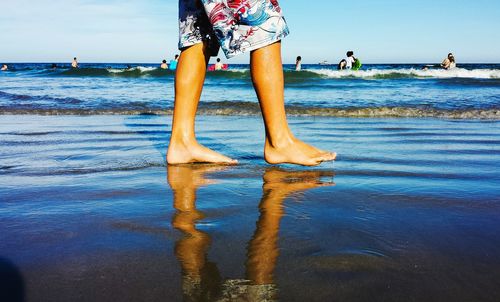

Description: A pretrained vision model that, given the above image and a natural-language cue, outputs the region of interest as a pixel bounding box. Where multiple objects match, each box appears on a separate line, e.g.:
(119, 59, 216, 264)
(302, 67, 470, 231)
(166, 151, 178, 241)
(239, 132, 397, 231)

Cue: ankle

(266, 133, 295, 149)
(170, 131, 196, 145)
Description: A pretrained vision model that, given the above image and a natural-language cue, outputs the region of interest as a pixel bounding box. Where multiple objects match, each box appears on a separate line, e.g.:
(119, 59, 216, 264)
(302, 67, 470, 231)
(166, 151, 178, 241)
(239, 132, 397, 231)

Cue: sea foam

(309, 68, 500, 79)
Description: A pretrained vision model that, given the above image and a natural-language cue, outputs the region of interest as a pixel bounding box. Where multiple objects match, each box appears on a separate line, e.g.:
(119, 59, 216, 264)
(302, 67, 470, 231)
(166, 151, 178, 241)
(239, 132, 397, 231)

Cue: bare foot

(167, 140, 238, 165)
(264, 137, 336, 166)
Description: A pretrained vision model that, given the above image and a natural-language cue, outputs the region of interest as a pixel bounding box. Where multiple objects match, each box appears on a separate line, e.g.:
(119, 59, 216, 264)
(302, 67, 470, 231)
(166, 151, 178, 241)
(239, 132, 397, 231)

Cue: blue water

(1, 62, 500, 301)
(1, 63, 499, 117)
(0, 115, 499, 301)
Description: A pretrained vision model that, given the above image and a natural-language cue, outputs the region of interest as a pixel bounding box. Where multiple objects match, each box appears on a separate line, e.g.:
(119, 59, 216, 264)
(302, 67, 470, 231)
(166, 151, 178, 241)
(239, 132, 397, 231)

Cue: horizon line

(2, 61, 500, 65)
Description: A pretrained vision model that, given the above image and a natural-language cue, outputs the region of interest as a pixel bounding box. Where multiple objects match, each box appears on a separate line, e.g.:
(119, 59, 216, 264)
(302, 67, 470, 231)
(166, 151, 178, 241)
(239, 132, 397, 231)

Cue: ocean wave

(1, 102, 498, 119)
(308, 68, 500, 79)
(0, 91, 83, 104)
(58, 67, 500, 81)
(56, 66, 175, 77)
(7, 65, 500, 80)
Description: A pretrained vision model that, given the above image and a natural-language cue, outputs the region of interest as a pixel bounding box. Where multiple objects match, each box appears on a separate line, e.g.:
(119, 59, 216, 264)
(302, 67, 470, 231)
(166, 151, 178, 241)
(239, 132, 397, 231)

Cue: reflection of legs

(246, 168, 335, 284)
(168, 165, 224, 299)
(168, 165, 212, 278)
(173, 213, 210, 280)
(167, 43, 237, 165)
(245, 187, 283, 285)
(251, 42, 337, 166)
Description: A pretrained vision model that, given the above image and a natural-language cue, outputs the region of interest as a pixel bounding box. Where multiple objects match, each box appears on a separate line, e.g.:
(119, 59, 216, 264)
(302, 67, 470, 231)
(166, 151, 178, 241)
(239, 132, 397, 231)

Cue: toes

(305, 158, 322, 166)
(316, 152, 337, 162)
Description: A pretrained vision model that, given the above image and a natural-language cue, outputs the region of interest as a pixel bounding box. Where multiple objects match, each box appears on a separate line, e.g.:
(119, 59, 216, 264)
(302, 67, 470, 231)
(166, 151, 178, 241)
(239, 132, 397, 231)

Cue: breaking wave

(308, 68, 500, 79)
(9, 66, 500, 80)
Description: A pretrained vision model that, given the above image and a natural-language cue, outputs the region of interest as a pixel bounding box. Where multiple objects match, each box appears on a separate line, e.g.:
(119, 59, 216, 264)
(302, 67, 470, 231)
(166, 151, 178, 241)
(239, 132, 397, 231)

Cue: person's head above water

(448, 53, 455, 60)
(162, 59, 167, 63)
(338, 59, 347, 70)
(296, 56, 302, 61)
(73, 57, 77, 60)
(216, 58, 221, 62)
(174, 54, 179, 60)
(346, 51, 354, 57)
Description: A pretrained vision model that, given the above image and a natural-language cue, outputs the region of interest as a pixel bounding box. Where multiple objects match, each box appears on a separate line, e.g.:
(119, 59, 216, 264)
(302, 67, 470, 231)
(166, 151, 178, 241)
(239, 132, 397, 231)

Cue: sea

(1, 63, 500, 301)
(1, 63, 499, 117)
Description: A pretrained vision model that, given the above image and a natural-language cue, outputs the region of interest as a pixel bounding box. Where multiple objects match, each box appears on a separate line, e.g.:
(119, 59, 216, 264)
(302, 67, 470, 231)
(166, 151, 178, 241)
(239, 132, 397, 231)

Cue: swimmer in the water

(441, 53, 456, 70)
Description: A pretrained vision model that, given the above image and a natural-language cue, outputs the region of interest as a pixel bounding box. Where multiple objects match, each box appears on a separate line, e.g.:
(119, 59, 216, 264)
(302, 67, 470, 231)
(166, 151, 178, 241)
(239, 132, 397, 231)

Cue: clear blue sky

(1, 0, 499, 63)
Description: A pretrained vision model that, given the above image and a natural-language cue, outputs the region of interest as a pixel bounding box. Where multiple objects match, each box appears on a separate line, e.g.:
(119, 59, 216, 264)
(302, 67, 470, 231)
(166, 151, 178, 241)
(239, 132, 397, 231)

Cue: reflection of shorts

(179, 0, 290, 59)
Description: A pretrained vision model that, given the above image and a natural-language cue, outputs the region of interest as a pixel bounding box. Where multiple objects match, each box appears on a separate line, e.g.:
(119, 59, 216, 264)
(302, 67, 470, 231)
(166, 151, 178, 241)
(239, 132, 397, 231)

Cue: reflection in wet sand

(246, 168, 335, 286)
(168, 165, 223, 301)
(167, 166, 335, 301)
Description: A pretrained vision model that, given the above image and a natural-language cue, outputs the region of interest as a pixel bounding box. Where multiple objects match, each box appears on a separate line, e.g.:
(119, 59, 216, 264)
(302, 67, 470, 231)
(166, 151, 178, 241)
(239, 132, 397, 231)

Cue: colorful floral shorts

(178, 0, 289, 58)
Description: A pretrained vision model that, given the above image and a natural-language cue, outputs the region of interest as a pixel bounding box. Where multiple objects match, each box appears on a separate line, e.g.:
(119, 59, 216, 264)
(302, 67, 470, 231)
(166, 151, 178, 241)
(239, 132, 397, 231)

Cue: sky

(1, 0, 499, 64)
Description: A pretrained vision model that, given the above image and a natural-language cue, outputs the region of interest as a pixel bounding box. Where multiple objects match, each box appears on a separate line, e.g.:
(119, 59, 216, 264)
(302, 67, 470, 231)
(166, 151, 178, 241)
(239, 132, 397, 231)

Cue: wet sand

(1, 115, 500, 302)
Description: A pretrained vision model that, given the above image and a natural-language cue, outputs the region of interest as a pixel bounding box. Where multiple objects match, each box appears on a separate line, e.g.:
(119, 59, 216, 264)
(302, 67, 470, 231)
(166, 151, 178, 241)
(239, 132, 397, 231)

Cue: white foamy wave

(226, 68, 249, 73)
(136, 66, 157, 72)
(107, 66, 157, 73)
(308, 68, 500, 79)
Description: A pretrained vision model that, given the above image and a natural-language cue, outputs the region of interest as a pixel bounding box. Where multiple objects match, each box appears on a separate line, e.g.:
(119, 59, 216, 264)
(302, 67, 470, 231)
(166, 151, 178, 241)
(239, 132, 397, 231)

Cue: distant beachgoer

(169, 55, 179, 71)
(71, 57, 78, 68)
(295, 56, 302, 71)
(160, 60, 168, 69)
(51, 63, 57, 70)
(345, 51, 356, 69)
(1, 64, 8, 71)
(441, 53, 456, 70)
(214, 58, 223, 71)
(167, 0, 336, 166)
(338, 59, 347, 70)
(126, 64, 132, 69)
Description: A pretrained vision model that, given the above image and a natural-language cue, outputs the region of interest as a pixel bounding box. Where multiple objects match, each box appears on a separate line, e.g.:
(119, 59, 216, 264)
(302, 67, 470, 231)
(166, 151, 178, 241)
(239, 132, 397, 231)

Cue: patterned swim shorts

(178, 0, 290, 59)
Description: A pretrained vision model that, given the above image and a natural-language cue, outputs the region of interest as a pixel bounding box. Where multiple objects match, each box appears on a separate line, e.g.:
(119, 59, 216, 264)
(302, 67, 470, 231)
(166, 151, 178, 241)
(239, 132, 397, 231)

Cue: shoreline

(0, 107, 499, 119)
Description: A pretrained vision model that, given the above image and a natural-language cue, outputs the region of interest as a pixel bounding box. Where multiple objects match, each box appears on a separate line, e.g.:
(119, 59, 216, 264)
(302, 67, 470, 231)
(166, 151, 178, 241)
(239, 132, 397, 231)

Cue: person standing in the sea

(338, 59, 347, 70)
(1, 64, 8, 71)
(345, 51, 356, 70)
(71, 57, 79, 68)
(160, 60, 168, 69)
(295, 56, 302, 71)
(214, 58, 224, 70)
(441, 53, 456, 70)
(167, 0, 336, 166)
(169, 54, 179, 71)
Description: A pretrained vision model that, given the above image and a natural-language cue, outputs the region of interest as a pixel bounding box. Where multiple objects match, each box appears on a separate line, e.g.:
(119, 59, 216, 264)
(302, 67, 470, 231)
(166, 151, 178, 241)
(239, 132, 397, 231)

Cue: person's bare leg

(250, 42, 337, 166)
(167, 43, 237, 165)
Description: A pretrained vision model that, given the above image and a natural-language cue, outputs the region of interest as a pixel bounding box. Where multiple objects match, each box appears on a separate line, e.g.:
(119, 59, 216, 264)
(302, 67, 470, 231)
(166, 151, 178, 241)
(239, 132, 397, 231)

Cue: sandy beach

(1, 114, 499, 301)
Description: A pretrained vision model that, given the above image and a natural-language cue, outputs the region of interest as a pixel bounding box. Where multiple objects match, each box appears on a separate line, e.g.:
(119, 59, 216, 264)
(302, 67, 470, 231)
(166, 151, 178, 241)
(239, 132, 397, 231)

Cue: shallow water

(1, 115, 500, 301)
